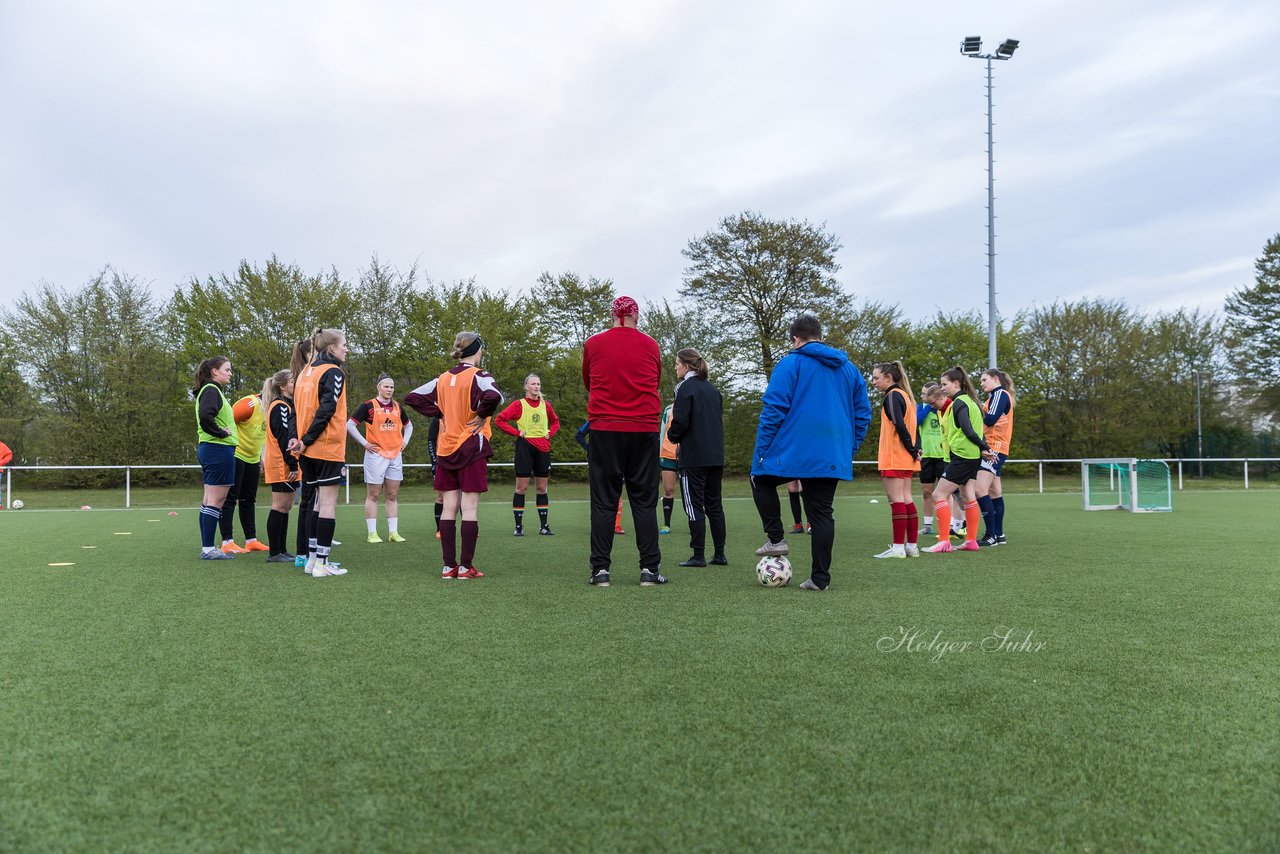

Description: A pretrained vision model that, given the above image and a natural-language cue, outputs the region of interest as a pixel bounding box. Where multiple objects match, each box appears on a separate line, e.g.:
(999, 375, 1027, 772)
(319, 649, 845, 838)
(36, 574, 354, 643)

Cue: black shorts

(270, 481, 298, 494)
(300, 457, 345, 486)
(514, 439, 551, 477)
(941, 457, 982, 485)
(920, 457, 947, 484)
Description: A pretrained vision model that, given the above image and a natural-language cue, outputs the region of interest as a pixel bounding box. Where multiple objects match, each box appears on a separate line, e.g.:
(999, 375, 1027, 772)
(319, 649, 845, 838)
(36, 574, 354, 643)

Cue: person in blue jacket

(750, 313, 871, 591)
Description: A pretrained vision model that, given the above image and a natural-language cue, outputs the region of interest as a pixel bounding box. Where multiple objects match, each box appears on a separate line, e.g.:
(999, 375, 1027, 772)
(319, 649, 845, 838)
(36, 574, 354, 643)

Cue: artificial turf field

(1, 486, 1277, 852)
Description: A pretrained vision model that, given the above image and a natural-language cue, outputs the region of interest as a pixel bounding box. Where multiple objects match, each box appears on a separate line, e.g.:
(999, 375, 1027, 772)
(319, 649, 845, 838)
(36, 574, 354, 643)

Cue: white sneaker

(873, 545, 906, 559)
(324, 564, 348, 576)
(754, 539, 789, 556)
(304, 556, 316, 575)
(904, 543, 921, 557)
(311, 565, 334, 577)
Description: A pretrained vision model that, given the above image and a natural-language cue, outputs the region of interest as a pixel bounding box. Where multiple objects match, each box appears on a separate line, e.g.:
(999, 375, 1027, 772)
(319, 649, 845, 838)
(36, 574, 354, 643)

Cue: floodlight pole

(984, 55, 997, 369)
(961, 38, 1018, 369)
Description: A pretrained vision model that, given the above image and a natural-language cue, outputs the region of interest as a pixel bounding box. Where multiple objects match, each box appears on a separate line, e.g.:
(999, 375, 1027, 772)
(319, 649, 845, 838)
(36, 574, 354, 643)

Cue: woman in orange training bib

(870, 361, 921, 558)
(405, 332, 504, 580)
(261, 369, 300, 562)
(288, 328, 350, 578)
(348, 374, 413, 544)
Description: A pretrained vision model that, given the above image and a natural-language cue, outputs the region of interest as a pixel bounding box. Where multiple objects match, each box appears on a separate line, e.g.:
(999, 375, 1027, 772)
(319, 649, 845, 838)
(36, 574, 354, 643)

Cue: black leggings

(219, 458, 260, 541)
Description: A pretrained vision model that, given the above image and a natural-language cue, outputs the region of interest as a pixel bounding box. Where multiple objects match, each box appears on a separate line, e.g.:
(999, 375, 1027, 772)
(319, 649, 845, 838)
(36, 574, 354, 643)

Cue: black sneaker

(514, 528, 524, 537)
(678, 556, 707, 567)
(640, 569, 668, 586)
(995, 535, 1007, 545)
(709, 554, 729, 566)
(539, 526, 555, 536)
(589, 570, 610, 587)
(977, 535, 999, 548)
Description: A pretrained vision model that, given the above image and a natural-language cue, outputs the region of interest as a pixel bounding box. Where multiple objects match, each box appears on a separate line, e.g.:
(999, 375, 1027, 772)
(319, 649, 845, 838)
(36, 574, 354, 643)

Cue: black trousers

(679, 465, 725, 555)
(588, 430, 661, 574)
(220, 458, 260, 540)
(296, 481, 316, 556)
(751, 475, 839, 589)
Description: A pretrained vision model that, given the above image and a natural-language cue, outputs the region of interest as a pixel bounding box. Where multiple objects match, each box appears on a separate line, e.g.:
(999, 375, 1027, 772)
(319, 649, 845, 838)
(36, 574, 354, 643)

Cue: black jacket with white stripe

(666, 374, 724, 469)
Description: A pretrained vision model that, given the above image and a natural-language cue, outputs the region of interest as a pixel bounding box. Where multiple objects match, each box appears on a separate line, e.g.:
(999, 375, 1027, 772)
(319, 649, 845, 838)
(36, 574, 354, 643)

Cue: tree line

(1, 215, 1276, 484)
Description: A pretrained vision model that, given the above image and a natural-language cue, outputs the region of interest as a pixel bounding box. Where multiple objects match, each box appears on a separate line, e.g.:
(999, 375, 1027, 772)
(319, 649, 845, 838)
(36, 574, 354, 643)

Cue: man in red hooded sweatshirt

(580, 296, 665, 588)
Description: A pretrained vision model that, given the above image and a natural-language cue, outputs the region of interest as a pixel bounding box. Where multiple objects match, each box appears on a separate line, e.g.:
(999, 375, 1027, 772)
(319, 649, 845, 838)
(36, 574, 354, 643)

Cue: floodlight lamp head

(996, 38, 1019, 58)
(961, 36, 982, 55)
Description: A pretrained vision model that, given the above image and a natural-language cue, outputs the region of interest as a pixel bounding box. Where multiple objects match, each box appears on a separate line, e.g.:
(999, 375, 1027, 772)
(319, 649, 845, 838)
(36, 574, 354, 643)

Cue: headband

(459, 336, 485, 358)
(611, 295, 639, 318)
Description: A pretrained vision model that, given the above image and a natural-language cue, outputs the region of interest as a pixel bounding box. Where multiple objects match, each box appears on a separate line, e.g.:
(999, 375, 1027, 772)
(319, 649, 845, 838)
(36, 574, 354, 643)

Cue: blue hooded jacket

(751, 341, 871, 480)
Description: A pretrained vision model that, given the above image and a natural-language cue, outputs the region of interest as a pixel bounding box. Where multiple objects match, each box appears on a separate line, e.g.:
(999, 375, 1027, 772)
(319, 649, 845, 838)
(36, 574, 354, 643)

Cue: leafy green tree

(166, 256, 355, 397)
(681, 211, 853, 385)
(534, 271, 616, 352)
(1224, 233, 1280, 415)
(345, 256, 422, 394)
(1145, 308, 1224, 453)
(1019, 300, 1157, 458)
(640, 298, 720, 394)
(0, 269, 187, 473)
(0, 331, 36, 462)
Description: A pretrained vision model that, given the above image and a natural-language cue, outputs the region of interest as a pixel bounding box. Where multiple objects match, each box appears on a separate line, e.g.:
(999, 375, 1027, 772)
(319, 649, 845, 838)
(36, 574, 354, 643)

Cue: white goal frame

(1081, 458, 1173, 513)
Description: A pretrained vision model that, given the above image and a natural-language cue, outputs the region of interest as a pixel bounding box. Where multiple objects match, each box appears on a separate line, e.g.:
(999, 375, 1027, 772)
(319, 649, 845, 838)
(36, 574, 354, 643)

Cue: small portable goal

(1081, 458, 1173, 512)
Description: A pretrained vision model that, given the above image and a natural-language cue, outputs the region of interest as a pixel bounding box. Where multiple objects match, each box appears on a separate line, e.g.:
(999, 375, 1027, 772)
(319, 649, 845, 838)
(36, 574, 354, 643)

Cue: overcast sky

(2, 0, 1277, 323)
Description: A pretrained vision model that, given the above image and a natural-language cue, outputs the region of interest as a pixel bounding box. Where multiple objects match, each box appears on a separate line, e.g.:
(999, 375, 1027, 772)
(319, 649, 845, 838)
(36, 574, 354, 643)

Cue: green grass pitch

(1, 485, 1277, 851)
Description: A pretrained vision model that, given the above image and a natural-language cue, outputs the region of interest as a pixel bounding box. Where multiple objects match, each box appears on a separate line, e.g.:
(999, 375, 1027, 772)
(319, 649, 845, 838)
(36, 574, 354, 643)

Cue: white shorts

(363, 449, 404, 485)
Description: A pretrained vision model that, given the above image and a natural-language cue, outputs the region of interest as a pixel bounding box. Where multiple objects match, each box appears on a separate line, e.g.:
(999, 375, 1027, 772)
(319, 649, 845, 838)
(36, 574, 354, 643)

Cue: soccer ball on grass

(756, 555, 792, 587)
(10, 499, 24, 510)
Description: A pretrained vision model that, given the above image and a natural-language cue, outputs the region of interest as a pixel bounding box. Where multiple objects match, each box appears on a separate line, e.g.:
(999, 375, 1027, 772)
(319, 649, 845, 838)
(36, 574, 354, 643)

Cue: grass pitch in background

(1, 490, 1277, 851)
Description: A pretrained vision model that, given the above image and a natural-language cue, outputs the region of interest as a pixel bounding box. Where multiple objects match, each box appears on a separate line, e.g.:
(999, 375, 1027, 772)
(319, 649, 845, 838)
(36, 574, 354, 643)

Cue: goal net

(1081, 459, 1173, 512)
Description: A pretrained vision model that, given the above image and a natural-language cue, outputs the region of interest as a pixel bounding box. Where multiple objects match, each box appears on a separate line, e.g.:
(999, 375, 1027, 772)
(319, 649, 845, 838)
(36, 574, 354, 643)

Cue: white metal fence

(5, 458, 1279, 509)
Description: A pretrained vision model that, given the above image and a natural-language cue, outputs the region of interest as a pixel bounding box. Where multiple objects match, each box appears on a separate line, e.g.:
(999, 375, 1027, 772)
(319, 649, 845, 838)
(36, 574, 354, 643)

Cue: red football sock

(890, 501, 906, 545)
(460, 520, 478, 567)
(905, 502, 919, 544)
(440, 520, 457, 567)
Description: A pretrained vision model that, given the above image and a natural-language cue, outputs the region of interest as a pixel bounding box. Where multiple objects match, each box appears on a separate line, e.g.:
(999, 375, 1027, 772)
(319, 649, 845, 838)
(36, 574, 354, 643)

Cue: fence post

(345, 478, 350, 505)
(1177, 460, 1183, 491)
(1244, 460, 1249, 490)
(126, 467, 131, 509)
(1038, 461, 1043, 494)
(4, 468, 9, 508)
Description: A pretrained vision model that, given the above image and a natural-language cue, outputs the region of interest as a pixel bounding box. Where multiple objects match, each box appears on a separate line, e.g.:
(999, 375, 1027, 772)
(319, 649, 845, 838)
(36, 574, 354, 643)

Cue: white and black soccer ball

(10, 499, 24, 510)
(756, 555, 792, 587)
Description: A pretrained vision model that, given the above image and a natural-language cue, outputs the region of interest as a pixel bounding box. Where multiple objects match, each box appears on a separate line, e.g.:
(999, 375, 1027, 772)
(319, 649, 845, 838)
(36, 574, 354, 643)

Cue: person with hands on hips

(348, 373, 413, 544)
